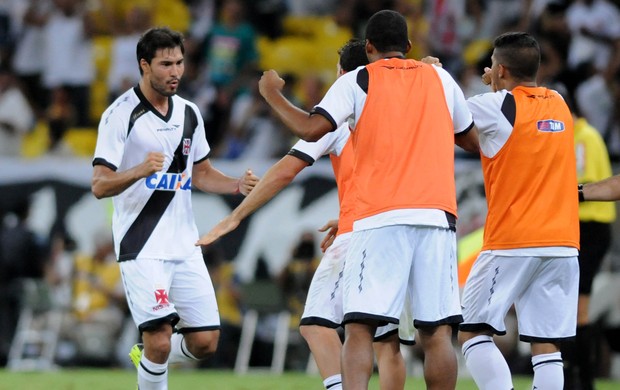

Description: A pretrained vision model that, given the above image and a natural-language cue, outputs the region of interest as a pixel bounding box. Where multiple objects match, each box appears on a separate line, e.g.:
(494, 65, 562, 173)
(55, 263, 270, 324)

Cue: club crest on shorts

(153, 288, 170, 311)
(182, 138, 191, 155)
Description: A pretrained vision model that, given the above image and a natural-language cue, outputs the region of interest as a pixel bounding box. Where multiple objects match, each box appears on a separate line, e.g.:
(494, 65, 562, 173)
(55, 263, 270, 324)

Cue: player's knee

(188, 330, 220, 359)
(299, 324, 324, 342)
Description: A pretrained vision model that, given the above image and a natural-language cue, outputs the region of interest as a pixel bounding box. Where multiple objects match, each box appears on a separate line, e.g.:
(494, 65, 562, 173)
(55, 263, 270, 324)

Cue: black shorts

(578, 221, 612, 294)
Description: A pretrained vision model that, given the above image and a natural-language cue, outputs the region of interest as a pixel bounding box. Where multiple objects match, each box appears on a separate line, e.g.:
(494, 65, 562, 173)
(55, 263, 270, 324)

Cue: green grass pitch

(0, 369, 619, 390)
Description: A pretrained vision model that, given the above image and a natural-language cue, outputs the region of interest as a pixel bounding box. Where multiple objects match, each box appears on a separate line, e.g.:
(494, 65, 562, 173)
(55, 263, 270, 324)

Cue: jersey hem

(177, 325, 221, 334)
(414, 314, 463, 328)
(343, 312, 397, 327)
(299, 316, 341, 329)
(520, 334, 575, 343)
(139, 313, 180, 333)
(459, 322, 506, 335)
(481, 241, 580, 251)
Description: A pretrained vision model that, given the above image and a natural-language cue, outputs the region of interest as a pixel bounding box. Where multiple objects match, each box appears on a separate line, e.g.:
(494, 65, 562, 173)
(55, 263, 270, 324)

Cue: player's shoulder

(173, 94, 201, 114)
(101, 89, 139, 123)
(468, 89, 509, 106)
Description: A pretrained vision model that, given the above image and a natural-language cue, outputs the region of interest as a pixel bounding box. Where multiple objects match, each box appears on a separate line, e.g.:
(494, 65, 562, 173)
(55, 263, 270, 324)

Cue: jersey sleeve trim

(287, 148, 316, 165)
(455, 121, 475, 136)
(195, 152, 209, 164)
(310, 107, 337, 132)
(501, 93, 516, 126)
(356, 67, 369, 93)
(92, 157, 117, 171)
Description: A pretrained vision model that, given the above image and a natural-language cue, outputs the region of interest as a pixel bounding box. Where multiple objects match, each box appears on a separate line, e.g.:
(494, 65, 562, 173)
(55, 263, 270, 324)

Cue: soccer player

(91, 27, 258, 390)
(198, 38, 414, 390)
(458, 32, 580, 390)
(257, 10, 476, 389)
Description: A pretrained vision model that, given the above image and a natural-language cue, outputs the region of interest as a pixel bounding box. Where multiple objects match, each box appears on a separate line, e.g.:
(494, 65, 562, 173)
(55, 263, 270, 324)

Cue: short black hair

(493, 32, 540, 82)
(136, 27, 185, 75)
(365, 10, 409, 54)
(338, 39, 369, 72)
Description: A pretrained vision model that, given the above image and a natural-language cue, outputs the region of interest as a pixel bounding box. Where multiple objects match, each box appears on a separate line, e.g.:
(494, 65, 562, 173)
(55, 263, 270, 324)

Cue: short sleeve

(434, 66, 474, 134)
(313, 70, 360, 131)
(290, 123, 350, 163)
(93, 108, 127, 170)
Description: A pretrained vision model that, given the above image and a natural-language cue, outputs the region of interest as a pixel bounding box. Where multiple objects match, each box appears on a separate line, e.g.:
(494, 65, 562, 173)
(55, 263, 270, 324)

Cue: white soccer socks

(462, 335, 514, 390)
(532, 352, 563, 389)
(323, 374, 343, 390)
(138, 354, 168, 390)
(168, 333, 199, 364)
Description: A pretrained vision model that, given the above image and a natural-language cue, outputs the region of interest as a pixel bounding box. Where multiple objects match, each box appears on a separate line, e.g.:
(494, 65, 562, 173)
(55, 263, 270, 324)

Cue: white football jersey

(93, 87, 209, 262)
(288, 123, 350, 163)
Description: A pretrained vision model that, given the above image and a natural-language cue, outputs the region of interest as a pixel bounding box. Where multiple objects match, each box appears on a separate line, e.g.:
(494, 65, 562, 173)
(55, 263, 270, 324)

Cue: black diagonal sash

(118, 105, 198, 261)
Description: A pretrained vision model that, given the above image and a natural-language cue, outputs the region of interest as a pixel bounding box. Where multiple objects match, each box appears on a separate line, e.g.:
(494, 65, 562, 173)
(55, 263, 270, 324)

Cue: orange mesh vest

(352, 58, 457, 219)
(330, 137, 355, 234)
(480, 86, 579, 250)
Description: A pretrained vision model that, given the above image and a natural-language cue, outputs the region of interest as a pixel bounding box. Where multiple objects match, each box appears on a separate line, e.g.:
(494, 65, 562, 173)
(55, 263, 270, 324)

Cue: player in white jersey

(91, 27, 258, 390)
(198, 39, 414, 390)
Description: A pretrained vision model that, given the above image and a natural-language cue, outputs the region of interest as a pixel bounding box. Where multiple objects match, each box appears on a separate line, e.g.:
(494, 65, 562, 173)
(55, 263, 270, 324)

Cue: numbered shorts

(342, 225, 462, 327)
(460, 252, 579, 342)
(120, 258, 220, 333)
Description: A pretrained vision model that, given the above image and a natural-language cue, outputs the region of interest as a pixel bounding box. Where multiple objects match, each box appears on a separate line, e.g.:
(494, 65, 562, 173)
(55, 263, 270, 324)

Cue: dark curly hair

(365, 10, 409, 54)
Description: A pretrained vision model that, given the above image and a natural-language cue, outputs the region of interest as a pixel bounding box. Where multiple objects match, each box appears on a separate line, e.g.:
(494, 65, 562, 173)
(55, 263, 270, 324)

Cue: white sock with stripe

(462, 335, 513, 390)
(168, 333, 199, 364)
(323, 374, 343, 390)
(138, 354, 168, 390)
(532, 352, 563, 390)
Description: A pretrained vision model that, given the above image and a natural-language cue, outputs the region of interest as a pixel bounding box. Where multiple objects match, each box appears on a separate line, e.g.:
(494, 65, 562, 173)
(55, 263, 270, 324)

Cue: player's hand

(139, 152, 165, 178)
(318, 219, 339, 253)
(420, 56, 442, 67)
(258, 70, 285, 98)
(239, 169, 259, 196)
(195, 215, 240, 246)
(482, 67, 492, 86)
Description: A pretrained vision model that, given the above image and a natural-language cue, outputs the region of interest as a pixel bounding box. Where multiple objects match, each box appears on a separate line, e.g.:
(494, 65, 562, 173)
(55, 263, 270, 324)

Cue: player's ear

(139, 58, 149, 74)
(405, 40, 412, 54)
(498, 64, 506, 79)
(365, 39, 374, 55)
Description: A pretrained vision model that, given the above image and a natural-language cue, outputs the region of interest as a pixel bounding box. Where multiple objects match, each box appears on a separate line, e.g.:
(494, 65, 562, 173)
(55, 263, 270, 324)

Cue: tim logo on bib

(153, 288, 170, 312)
(183, 138, 191, 155)
(145, 172, 192, 191)
(537, 119, 565, 132)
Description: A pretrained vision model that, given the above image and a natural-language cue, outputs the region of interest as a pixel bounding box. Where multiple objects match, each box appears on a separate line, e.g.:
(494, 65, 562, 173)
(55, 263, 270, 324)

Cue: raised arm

(258, 70, 333, 142)
(196, 155, 309, 246)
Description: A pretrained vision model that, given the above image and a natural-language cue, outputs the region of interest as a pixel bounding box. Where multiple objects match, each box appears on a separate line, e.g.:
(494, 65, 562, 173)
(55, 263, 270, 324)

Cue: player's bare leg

(300, 326, 342, 377)
(374, 333, 406, 390)
(342, 322, 376, 390)
(418, 324, 457, 389)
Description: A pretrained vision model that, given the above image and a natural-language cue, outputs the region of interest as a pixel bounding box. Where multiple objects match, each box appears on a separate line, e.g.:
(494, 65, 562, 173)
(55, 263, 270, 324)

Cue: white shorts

(120, 258, 220, 333)
(460, 252, 579, 342)
(375, 298, 416, 345)
(342, 225, 462, 327)
(300, 233, 349, 328)
(300, 232, 416, 344)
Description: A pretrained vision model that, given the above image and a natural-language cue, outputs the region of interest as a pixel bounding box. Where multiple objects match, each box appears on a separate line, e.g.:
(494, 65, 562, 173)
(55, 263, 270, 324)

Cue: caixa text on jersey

(145, 172, 192, 191)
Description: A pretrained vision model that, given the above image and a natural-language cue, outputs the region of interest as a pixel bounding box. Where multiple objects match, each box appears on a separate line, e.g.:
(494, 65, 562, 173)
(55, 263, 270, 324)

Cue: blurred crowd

(0, 0, 619, 160)
(2, 0, 620, 380)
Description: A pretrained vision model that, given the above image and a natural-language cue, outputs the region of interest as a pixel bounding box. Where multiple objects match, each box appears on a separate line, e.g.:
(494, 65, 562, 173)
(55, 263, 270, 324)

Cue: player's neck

(139, 80, 169, 114)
